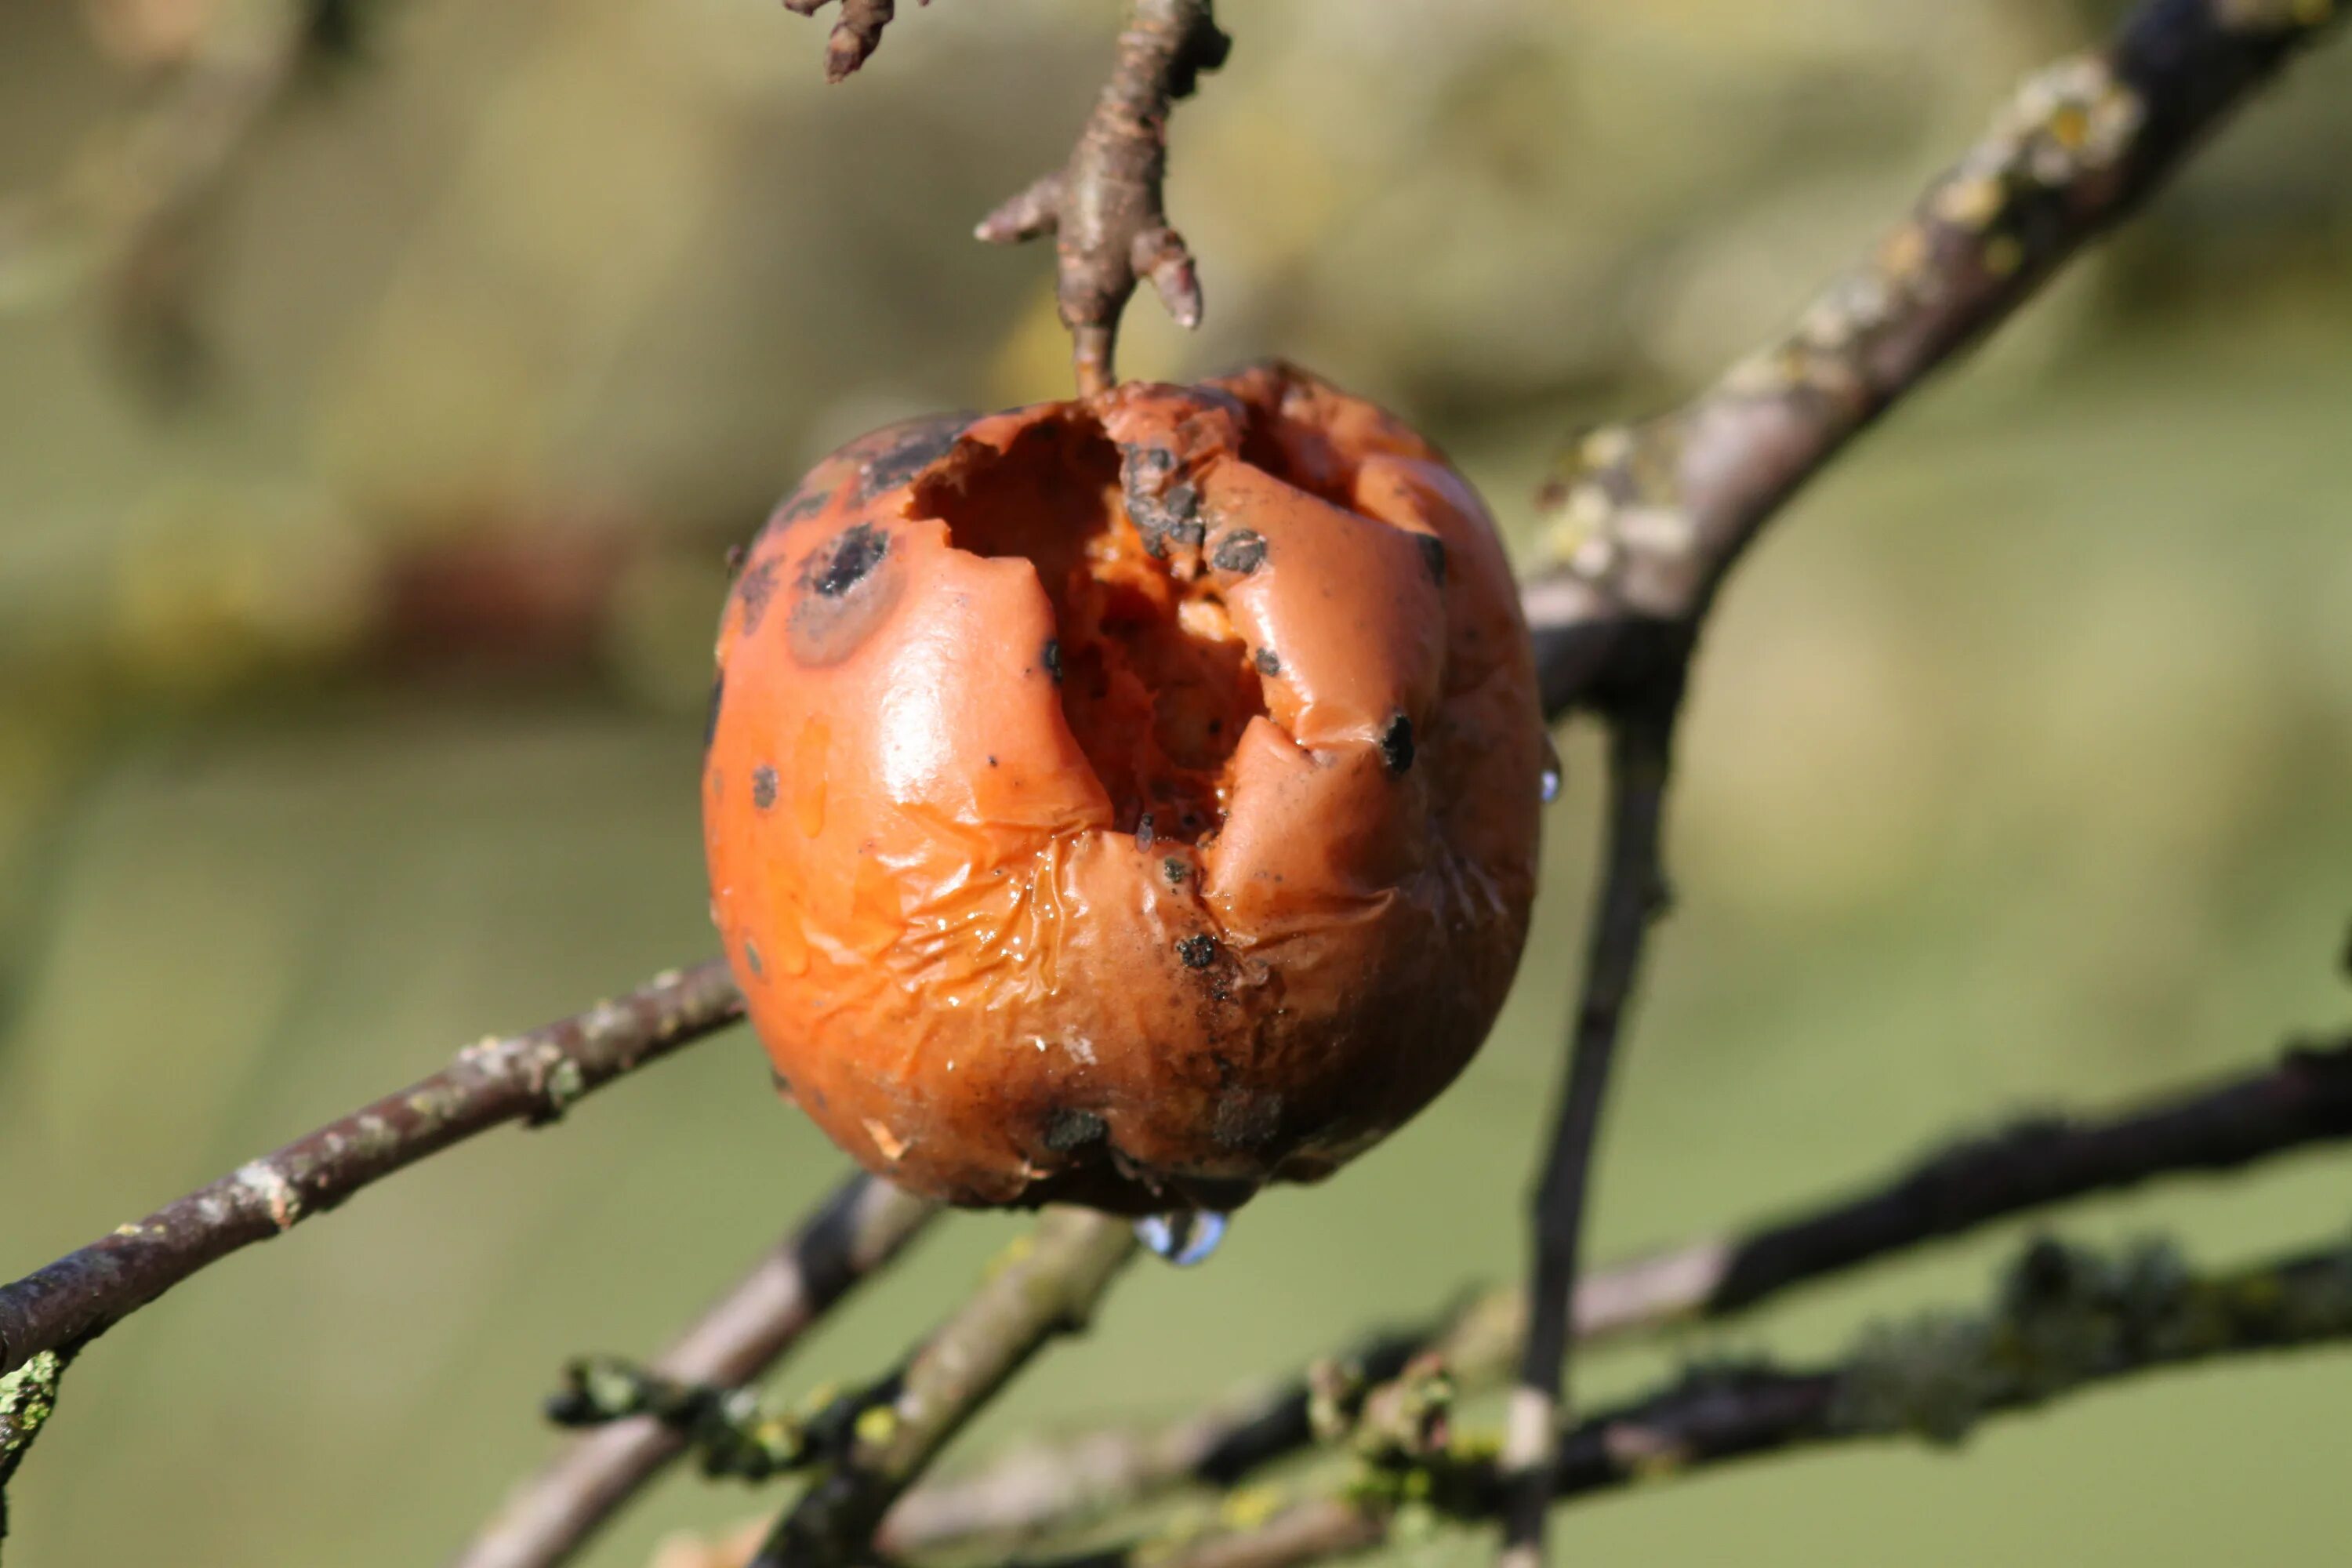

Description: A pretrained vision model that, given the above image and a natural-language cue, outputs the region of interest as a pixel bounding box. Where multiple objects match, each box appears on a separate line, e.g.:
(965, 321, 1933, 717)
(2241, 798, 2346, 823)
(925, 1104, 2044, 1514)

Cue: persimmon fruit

(703, 362, 1545, 1214)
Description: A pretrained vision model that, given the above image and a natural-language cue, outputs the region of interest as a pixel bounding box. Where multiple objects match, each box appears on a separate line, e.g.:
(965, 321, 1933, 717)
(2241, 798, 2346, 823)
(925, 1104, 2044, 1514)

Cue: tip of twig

(785, 0, 894, 82)
(975, 173, 1062, 246)
(822, 28, 875, 82)
(1132, 227, 1203, 330)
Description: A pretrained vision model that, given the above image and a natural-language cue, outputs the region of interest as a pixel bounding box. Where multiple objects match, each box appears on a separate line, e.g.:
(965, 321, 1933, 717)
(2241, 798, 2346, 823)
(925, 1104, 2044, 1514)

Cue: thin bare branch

(1519, 0, 2347, 717)
(1498, 694, 1680, 1568)
(1044, 1228, 2352, 1568)
(749, 1208, 1139, 1568)
(0, 960, 746, 1378)
(1486, 9, 2347, 1564)
(975, 0, 1229, 394)
(451, 1174, 938, 1568)
(883, 1029, 2352, 1554)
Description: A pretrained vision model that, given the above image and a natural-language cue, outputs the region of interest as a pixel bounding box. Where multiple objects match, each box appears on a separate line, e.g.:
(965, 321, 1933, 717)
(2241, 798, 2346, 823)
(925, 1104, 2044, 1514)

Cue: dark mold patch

(752, 764, 779, 810)
(1210, 529, 1267, 574)
(806, 524, 890, 599)
(1212, 1090, 1281, 1150)
(1123, 444, 1178, 483)
(704, 673, 725, 750)
(1380, 712, 1416, 775)
(1043, 637, 1062, 684)
(1136, 814, 1156, 848)
(736, 557, 782, 635)
(1163, 857, 1189, 886)
(745, 938, 765, 978)
(1416, 534, 1448, 585)
(1253, 647, 1282, 677)
(787, 526, 906, 669)
(1120, 445, 1204, 559)
(1042, 1107, 1109, 1152)
(1130, 482, 1203, 559)
(857, 414, 972, 499)
(1178, 934, 1218, 970)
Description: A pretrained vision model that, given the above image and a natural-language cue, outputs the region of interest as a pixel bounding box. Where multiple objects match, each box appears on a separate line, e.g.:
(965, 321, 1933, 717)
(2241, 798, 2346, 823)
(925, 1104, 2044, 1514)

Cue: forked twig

(975, 0, 1230, 393)
(1029, 1229, 2352, 1568)
(746, 1208, 1138, 1568)
(451, 1174, 937, 1568)
(880, 1029, 2352, 1555)
(1498, 690, 1680, 1568)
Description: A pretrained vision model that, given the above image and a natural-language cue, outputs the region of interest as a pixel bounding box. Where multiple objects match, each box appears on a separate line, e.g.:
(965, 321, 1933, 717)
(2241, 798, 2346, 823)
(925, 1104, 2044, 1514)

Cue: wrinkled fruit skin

(704, 362, 1544, 1213)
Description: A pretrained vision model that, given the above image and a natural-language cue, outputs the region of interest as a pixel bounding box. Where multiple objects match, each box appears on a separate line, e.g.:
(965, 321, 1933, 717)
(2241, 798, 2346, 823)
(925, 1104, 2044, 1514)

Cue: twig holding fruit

(975, 0, 1230, 394)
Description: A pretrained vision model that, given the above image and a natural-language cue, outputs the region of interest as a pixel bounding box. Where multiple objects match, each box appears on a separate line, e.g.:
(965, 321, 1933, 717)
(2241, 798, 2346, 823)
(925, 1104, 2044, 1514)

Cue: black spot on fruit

(705, 673, 725, 750)
(1178, 934, 1218, 969)
(1212, 1090, 1281, 1150)
(1121, 446, 1205, 558)
(1254, 647, 1282, 677)
(1043, 1107, 1109, 1152)
(1131, 483, 1203, 558)
(787, 525, 907, 669)
(1043, 638, 1062, 684)
(808, 524, 889, 598)
(1211, 529, 1267, 574)
(752, 765, 779, 810)
(1416, 534, 1448, 585)
(1380, 712, 1415, 775)
(1163, 857, 1189, 887)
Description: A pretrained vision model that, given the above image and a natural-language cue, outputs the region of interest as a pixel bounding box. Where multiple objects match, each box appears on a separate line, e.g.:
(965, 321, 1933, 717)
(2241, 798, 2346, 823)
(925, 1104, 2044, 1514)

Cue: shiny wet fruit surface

(704, 361, 1547, 1213)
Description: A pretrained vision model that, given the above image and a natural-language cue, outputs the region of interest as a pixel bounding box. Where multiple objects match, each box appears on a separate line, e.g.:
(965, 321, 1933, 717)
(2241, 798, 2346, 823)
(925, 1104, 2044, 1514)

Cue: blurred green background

(3, 2, 2350, 1564)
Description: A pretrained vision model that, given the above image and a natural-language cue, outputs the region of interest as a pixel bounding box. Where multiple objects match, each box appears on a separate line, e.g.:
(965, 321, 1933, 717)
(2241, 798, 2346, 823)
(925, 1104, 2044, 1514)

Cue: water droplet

(1134, 1210, 1229, 1266)
(1539, 731, 1565, 804)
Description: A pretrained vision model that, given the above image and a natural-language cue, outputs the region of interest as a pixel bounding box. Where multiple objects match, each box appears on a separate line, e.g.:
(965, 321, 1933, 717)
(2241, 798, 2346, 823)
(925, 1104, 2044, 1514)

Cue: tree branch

(0, 1345, 78, 1548)
(1519, 0, 2347, 717)
(1497, 691, 1680, 1568)
(748, 1207, 1139, 1568)
(0, 960, 745, 1379)
(450, 1174, 937, 1568)
(4, 2, 2340, 1557)
(880, 1029, 2352, 1554)
(1489, 8, 2343, 1563)
(975, 0, 1230, 394)
(1044, 1226, 2352, 1568)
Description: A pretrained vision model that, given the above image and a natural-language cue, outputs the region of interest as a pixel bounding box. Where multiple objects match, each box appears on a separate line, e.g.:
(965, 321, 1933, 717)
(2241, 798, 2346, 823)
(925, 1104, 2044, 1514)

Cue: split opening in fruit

(914, 414, 1268, 844)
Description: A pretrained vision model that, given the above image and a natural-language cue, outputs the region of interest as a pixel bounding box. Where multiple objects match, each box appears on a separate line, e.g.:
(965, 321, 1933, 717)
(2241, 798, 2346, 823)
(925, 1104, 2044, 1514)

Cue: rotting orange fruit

(703, 361, 1545, 1215)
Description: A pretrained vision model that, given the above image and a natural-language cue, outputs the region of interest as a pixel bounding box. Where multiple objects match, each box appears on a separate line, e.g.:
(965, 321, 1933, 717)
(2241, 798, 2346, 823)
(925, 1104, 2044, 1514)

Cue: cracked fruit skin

(703, 362, 1545, 1213)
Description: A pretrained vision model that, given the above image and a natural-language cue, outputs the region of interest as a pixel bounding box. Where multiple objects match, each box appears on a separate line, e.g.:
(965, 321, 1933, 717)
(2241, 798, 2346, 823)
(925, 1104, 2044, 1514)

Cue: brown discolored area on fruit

(704, 362, 1545, 1213)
